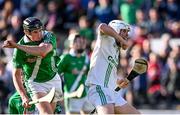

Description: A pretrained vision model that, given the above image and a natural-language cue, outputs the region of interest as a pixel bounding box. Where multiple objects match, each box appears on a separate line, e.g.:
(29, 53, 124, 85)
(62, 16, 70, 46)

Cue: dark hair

(23, 17, 43, 31)
(73, 34, 84, 43)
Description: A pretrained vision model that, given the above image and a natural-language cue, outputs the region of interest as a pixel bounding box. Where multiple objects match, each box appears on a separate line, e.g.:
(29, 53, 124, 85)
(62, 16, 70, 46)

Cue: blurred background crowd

(0, 0, 180, 113)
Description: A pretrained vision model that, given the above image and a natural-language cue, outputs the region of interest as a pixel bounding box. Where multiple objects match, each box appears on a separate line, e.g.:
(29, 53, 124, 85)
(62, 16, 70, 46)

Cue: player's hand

(121, 43, 128, 50)
(2, 39, 17, 48)
(116, 78, 129, 88)
(22, 96, 31, 109)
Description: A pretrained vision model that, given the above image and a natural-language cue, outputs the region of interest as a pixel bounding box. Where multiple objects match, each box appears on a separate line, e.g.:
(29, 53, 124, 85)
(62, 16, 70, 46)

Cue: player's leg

(32, 92, 54, 114)
(65, 98, 82, 114)
(51, 102, 57, 112)
(115, 103, 140, 114)
(114, 89, 140, 114)
(87, 85, 116, 114)
(81, 98, 95, 114)
(96, 103, 114, 114)
(66, 97, 92, 115)
(27, 74, 63, 114)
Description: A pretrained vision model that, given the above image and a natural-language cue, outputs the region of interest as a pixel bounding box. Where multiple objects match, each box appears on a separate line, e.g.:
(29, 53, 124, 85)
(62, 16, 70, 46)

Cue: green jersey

(8, 92, 36, 114)
(57, 52, 89, 98)
(13, 31, 58, 82)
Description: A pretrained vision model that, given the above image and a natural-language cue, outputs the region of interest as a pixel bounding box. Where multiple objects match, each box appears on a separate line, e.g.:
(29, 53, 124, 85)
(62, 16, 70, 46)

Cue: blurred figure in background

(8, 13, 23, 42)
(120, 0, 138, 25)
(147, 52, 164, 108)
(133, 26, 148, 47)
(0, 58, 14, 113)
(87, 0, 117, 24)
(167, 21, 180, 38)
(135, 9, 148, 28)
(162, 45, 180, 108)
(146, 8, 166, 38)
(129, 44, 149, 107)
(46, 0, 62, 32)
(0, 0, 15, 42)
(78, 15, 95, 55)
(57, 34, 92, 114)
(33, 1, 48, 26)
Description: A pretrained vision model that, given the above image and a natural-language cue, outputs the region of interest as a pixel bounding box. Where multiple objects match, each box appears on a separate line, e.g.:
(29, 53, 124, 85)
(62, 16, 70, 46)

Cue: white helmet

(108, 20, 130, 33)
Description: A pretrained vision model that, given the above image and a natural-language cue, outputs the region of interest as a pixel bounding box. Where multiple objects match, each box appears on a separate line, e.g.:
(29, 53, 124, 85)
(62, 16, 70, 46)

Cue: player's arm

(12, 68, 30, 108)
(3, 39, 53, 57)
(99, 23, 128, 49)
(15, 43, 52, 57)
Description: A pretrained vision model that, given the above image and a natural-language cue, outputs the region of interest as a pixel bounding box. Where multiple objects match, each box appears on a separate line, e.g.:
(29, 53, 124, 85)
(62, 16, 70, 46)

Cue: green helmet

(23, 17, 43, 31)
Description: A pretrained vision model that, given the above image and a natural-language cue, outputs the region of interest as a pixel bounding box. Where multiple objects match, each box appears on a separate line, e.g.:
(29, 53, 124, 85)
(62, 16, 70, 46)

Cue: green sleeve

(12, 48, 24, 68)
(43, 32, 57, 49)
(57, 54, 69, 74)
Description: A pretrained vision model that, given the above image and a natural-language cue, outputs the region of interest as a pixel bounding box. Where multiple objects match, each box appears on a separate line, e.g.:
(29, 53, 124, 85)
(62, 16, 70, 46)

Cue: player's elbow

(40, 49, 50, 58)
(39, 43, 53, 57)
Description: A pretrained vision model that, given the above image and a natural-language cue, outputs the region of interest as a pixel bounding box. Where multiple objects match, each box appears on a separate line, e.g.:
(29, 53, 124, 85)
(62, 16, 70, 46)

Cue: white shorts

(26, 74, 63, 102)
(67, 97, 94, 112)
(87, 85, 127, 107)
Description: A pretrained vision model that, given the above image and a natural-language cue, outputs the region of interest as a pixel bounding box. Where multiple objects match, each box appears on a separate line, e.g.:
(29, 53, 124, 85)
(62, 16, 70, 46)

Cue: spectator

(8, 13, 23, 42)
(166, 0, 179, 21)
(142, 39, 152, 60)
(46, 0, 62, 32)
(147, 52, 163, 107)
(87, 0, 117, 24)
(33, 1, 48, 26)
(135, 9, 148, 28)
(0, 58, 13, 113)
(19, 0, 38, 19)
(78, 15, 95, 54)
(78, 16, 95, 43)
(146, 8, 166, 38)
(133, 26, 148, 46)
(167, 21, 180, 38)
(163, 55, 180, 108)
(0, 0, 15, 41)
(120, 0, 138, 25)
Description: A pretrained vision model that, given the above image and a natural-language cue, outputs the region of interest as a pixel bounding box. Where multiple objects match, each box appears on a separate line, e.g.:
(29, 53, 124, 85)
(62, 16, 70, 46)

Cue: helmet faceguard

(23, 17, 43, 31)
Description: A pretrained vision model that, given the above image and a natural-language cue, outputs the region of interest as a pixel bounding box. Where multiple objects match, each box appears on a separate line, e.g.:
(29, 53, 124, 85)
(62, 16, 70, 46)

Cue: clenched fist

(2, 39, 17, 48)
(116, 78, 129, 89)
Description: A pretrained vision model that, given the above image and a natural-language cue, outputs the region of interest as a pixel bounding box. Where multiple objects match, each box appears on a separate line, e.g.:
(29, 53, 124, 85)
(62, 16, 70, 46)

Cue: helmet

(23, 17, 43, 31)
(108, 20, 130, 33)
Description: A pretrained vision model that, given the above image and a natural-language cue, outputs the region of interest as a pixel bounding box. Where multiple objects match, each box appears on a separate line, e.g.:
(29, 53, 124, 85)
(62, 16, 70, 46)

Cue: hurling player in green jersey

(3, 17, 63, 114)
(57, 34, 93, 114)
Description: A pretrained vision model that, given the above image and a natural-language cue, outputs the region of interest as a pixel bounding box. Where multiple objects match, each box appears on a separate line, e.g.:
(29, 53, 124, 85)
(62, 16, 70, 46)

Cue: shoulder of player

(42, 30, 56, 39)
(19, 35, 27, 44)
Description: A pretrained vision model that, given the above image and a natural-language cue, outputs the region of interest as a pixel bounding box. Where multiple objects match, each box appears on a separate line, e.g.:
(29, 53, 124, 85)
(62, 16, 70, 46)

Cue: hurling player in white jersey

(85, 20, 140, 114)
